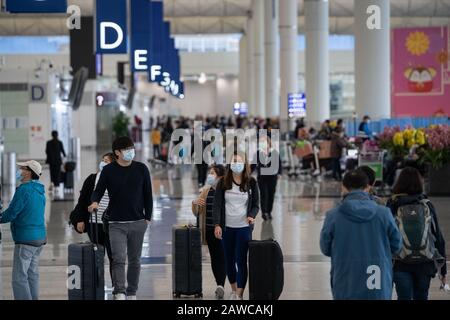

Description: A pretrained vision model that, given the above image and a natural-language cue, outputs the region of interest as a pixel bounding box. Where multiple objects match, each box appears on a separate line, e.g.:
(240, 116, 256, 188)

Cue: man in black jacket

(45, 131, 66, 190)
(89, 137, 152, 301)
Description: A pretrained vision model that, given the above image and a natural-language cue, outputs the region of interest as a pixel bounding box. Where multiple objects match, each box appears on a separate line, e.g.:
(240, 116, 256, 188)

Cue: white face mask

(99, 161, 107, 171)
(206, 174, 217, 186)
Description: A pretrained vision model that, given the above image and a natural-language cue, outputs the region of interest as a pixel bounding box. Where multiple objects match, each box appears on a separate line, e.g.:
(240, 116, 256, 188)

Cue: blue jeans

(393, 270, 432, 300)
(222, 227, 251, 289)
(12, 244, 43, 300)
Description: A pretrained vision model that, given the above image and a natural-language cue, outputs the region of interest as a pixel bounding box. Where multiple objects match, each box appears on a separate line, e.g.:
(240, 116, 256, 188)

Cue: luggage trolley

(358, 150, 388, 195)
(358, 151, 384, 182)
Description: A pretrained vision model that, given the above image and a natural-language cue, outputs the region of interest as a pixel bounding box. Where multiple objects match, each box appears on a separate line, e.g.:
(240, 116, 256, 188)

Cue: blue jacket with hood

(320, 191, 402, 300)
(0, 180, 46, 244)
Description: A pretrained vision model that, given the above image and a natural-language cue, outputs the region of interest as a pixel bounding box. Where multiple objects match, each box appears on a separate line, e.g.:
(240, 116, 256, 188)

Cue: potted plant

(112, 111, 130, 139)
(419, 125, 450, 196)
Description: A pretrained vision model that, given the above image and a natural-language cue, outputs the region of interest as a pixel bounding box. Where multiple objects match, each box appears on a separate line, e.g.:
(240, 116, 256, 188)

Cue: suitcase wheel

(195, 293, 203, 299)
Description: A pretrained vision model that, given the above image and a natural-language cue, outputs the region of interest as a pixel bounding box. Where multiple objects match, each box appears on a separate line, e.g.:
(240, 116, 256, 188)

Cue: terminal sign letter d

(32, 86, 44, 101)
(366, 5, 381, 30)
(100, 22, 124, 50)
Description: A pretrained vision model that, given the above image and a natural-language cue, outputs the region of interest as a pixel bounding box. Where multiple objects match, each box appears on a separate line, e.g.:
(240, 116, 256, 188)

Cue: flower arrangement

(378, 124, 450, 169)
(420, 124, 450, 169)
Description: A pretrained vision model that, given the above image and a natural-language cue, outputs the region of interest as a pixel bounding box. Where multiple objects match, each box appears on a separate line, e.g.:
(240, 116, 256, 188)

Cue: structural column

(246, 15, 256, 116)
(354, 0, 391, 119)
(239, 34, 248, 104)
(305, 0, 330, 126)
(264, 0, 280, 118)
(279, 0, 298, 133)
(253, 0, 265, 117)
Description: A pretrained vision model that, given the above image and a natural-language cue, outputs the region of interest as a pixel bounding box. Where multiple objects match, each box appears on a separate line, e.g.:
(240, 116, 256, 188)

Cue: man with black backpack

(387, 167, 447, 300)
(88, 137, 153, 300)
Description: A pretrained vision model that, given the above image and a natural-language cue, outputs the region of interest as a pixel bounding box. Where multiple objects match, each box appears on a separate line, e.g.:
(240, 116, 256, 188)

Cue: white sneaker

(215, 286, 225, 300)
(228, 292, 237, 300)
(126, 295, 137, 300)
(113, 293, 126, 300)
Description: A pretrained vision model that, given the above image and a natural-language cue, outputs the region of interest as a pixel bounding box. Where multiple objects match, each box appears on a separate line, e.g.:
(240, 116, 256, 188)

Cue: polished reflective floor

(0, 146, 449, 300)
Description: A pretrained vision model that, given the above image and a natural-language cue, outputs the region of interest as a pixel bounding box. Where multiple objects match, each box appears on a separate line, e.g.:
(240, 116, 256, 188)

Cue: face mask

(99, 161, 107, 171)
(122, 149, 135, 162)
(206, 174, 217, 186)
(16, 169, 23, 182)
(230, 162, 245, 174)
(260, 142, 268, 150)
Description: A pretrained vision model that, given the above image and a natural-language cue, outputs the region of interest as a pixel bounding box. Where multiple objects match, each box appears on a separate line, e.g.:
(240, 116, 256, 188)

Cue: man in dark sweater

(89, 136, 153, 300)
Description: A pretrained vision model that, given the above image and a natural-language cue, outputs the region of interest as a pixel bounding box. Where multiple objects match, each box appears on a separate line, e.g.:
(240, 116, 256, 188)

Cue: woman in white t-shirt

(213, 152, 260, 300)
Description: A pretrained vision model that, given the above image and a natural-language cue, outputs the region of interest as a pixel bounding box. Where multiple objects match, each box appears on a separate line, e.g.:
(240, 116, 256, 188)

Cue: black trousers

(205, 226, 226, 287)
(49, 164, 61, 186)
(87, 222, 114, 286)
(196, 163, 208, 186)
(258, 176, 278, 214)
(332, 157, 342, 180)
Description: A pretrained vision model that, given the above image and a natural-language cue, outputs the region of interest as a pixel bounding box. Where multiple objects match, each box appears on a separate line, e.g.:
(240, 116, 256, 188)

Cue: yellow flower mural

(406, 31, 430, 56)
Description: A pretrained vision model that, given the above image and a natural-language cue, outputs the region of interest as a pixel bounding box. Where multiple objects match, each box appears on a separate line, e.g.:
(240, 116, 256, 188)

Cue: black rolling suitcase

(249, 239, 284, 300)
(63, 162, 76, 189)
(172, 225, 202, 298)
(68, 211, 105, 300)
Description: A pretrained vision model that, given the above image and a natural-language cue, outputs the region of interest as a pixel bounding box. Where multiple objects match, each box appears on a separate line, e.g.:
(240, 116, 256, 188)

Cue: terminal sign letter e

(366, 265, 381, 290)
(366, 5, 381, 30)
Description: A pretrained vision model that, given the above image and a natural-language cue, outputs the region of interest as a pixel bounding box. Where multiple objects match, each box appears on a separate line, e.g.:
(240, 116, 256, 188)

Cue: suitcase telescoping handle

(89, 208, 100, 249)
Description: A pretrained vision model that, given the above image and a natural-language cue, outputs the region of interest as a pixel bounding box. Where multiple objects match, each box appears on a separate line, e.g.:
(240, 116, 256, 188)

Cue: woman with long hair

(213, 152, 260, 300)
(73, 152, 116, 285)
(386, 166, 447, 300)
(192, 164, 227, 299)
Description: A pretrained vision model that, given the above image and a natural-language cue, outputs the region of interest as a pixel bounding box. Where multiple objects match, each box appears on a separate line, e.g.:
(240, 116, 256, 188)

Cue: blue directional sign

(95, 0, 127, 54)
(288, 93, 306, 118)
(6, 0, 67, 13)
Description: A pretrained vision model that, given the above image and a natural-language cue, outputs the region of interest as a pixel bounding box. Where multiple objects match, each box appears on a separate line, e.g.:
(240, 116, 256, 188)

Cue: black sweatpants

(332, 157, 342, 180)
(87, 222, 114, 286)
(205, 226, 226, 287)
(258, 176, 278, 215)
(49, 164, 61, 186)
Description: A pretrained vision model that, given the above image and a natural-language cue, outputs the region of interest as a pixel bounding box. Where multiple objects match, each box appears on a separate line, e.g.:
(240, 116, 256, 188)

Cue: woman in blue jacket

(0, 160, 46, 300)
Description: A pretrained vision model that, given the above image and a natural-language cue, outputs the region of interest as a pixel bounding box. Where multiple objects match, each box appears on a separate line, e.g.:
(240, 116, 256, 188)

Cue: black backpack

(394, 198, 444, 268)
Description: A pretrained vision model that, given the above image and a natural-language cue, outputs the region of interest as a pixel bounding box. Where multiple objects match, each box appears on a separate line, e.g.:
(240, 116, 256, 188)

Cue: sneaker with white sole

(215, 286, 225, 300)
(126, 295, 137, 300)
(228, 292, 237, 300)
(113, 293, 126, 300)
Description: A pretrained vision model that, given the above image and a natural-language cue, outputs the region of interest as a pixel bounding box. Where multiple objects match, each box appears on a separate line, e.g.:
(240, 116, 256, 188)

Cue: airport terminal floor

(0, 145, 449, 300)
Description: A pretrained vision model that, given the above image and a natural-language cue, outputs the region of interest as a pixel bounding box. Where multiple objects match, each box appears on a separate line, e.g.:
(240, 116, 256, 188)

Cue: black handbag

(69, 204, 88, 234)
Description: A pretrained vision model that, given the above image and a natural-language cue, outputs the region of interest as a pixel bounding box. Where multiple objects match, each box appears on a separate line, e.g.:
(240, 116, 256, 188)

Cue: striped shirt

(205, 188, 215, 228)
(93, 172, 110, 224)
